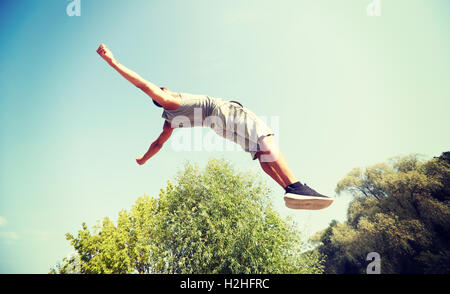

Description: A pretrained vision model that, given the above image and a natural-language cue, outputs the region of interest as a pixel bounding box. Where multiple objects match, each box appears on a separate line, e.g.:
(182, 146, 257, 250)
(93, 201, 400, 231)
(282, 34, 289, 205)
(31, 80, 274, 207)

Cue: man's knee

(258, 135, 279, 162)
(259, 135, 278, 152)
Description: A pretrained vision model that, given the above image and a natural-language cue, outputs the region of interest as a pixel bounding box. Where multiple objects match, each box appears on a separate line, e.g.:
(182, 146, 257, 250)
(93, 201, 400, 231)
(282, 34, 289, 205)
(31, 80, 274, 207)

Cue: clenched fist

(136, 156, 148, 166)
(96, 43, 115, 64)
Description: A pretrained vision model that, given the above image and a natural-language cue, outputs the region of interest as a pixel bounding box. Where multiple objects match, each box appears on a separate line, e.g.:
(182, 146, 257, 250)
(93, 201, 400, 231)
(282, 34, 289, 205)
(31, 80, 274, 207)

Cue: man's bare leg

(256, 135, 333, 210)
(257, 135, 298, 188)
(258, 160, 287, 188)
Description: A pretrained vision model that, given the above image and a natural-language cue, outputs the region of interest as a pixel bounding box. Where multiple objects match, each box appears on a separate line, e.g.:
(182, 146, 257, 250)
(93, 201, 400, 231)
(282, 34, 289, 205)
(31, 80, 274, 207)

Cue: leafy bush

(52, 159, 324, 274)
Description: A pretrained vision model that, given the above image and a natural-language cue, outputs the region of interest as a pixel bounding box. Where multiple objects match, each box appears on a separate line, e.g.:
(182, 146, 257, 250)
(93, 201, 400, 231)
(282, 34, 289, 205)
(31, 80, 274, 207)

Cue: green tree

(312, 152, 450, 274)
(52, 159, 323, 274)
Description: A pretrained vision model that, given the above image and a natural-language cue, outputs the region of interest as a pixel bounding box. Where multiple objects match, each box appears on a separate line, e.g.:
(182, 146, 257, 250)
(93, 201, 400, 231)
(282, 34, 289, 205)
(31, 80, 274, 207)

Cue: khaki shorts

(210, 101, 274, 160)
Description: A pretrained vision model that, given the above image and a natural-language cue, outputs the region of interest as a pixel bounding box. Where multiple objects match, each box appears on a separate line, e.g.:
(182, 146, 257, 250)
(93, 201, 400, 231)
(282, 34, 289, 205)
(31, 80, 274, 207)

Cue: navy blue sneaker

(284, 182, 333, 210)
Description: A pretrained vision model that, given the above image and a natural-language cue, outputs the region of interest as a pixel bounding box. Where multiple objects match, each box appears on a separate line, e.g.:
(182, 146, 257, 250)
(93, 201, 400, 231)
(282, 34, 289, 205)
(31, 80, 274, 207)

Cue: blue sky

(0, 0, 449, 273)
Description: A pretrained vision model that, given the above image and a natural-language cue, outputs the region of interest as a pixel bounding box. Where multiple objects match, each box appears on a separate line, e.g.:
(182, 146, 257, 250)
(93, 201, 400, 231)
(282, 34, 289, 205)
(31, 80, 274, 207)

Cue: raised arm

(96, 44, 179, 110)
(136, 120, 174, 165)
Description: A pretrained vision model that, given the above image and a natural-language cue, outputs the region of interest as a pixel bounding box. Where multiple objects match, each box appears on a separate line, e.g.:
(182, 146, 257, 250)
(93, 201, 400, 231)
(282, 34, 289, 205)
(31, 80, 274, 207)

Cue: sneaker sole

(284, 193, 334, 210)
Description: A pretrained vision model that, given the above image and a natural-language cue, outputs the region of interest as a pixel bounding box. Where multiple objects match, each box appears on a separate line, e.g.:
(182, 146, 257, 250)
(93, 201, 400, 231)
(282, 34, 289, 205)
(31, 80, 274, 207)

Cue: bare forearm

(108, 59, 169, 105)
(108, 59, 155, 90)
(137, 122, 173, 165)
(142, 141, 163, 160)
(97, 44, 174, 108)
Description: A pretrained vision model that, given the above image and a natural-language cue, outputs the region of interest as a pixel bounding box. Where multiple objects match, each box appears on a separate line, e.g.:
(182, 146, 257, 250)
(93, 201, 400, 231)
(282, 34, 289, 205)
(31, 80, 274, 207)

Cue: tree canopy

(52, 159, 324, 274)
(312, 152, 450, 274)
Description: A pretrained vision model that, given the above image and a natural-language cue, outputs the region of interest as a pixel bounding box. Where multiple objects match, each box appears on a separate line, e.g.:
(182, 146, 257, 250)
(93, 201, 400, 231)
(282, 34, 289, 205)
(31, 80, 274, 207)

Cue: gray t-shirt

(162, 93, 226, 128)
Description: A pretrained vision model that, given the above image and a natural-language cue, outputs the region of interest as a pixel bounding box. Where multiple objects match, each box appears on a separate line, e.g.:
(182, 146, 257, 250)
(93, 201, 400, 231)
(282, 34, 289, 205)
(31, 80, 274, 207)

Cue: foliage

(52, 159, 324, 274)
(312, 152, 450, 274)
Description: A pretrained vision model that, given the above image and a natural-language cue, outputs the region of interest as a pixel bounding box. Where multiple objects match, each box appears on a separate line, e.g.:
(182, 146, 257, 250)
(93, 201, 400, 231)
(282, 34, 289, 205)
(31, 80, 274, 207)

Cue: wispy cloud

(0, 217, 19, 242)
(0, 216, 7, 227)
(0, 231, 19, 240)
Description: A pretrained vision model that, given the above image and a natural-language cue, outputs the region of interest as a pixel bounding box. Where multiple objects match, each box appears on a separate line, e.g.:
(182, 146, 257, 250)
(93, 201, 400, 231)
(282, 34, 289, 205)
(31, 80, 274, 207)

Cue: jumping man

(96, 44, 333, 210)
